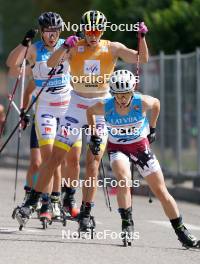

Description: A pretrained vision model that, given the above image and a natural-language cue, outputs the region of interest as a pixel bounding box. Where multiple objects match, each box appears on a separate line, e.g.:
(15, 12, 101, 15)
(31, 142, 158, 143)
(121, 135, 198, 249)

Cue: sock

(32, 172, 39, 187)
(63, 186, 76, 195)
(170, 215, 183, 230)
(24, 185, 32, 193)
(51, 192, 61, 203)
(41, 193, 50, 203)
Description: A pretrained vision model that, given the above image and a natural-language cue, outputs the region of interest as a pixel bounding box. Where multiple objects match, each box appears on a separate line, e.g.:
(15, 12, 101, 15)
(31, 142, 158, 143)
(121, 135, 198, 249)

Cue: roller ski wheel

(42, 218, 48, 230)
(122, 232, 132, 247)
(63, 218, 67, 227)
(40, 216, 52, 230)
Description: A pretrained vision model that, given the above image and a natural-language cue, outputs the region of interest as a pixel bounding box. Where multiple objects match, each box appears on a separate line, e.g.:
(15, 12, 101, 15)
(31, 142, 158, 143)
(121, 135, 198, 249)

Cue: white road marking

(148, 220, 200, 231)
(0, 227, 42, 233)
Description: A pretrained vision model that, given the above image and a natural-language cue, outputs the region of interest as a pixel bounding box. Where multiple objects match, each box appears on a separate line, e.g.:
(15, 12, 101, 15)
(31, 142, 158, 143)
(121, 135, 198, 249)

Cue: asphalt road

(0, 167, 200, 264)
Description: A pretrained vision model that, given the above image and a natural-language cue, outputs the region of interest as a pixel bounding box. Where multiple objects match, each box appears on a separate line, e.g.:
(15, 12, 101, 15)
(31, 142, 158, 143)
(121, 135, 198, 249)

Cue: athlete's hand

(62, 35, 79, 50)
(89, 135, 102, 155)
(138, 22, 148, 38)
(21, 29, 38, 47)
(20, 108, 30, 130)
(147, 127, 156, 144)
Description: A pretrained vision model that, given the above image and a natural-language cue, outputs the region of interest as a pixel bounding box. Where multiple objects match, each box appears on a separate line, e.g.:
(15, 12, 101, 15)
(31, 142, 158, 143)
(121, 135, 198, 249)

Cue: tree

(145, 0, 200, 54)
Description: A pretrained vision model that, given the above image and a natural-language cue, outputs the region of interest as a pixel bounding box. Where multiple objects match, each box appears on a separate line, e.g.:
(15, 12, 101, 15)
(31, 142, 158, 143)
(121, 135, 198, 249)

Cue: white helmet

(109, 70, 136, 94)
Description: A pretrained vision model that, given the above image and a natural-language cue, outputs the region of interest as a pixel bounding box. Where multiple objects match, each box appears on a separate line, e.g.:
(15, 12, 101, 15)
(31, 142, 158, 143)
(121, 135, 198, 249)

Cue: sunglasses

(42, 30, 60, 38)
(84, 30, 103, 37)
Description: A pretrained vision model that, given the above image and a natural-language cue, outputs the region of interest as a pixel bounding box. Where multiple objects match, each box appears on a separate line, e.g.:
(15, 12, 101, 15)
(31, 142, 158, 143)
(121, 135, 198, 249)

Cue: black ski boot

(22, 186, 32, 205)
(171, 216, 200, 248)
(78, 202, 96, 238)
(51, 192, 61, 220)
(119, 207, 134, 247)
(62, 187, 79, 218)
(40, 194, 53, 229)
(12, 189, 41, 230)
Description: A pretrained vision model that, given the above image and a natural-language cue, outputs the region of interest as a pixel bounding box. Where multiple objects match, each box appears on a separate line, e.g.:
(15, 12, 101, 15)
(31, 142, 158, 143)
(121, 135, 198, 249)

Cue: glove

(20, 108, 30, 130)
(21, 29, 38, 47)
(62, 35, 79, 50)
(138, 22, 148, 38)
(147, 127, 156, 144)
(89, 135, 102, 155)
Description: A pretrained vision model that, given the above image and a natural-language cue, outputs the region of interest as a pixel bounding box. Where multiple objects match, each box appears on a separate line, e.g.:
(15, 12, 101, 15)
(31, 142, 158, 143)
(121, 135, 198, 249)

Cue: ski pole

(0, 47, 29, 139)
(0, 73, 54, 154)
(14, 59, 26, 202)
(100, 158, 112, 212)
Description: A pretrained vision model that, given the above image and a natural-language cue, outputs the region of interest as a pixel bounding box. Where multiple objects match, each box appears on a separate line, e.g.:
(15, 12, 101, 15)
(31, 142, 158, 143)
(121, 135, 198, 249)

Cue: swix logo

(84, 60, 100, 75)
(88, 64, 98, 73)
(45, 127, 52, 134)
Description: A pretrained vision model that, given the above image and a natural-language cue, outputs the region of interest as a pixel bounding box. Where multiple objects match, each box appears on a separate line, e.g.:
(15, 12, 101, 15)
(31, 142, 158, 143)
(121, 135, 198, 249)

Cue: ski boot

(39, 194, 53, 230)
(119, 207, 134, 247)
(12, 189, 41, 231)
(78, 202, 96, 239)
(171, 216, 200, 248)
(62, 187, 79, 225)
(51, 193, 61, 221)
(12, 186, 31, 220)
(175, 225, 200, 248)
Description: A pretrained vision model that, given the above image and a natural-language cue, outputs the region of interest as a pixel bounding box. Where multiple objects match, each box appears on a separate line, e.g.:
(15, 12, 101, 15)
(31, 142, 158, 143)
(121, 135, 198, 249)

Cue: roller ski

(12, 189, 40, 230)
(78, 202, 96, 239)
(62, 187, 80, 226)
(175, 225, 200, 249)
(119, 207, 134, 247)
(39, 195, 53, 230)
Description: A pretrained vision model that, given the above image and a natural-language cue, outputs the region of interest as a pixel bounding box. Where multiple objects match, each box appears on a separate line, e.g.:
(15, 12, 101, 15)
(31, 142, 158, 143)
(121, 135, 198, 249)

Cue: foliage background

(0, 0, 200, 66)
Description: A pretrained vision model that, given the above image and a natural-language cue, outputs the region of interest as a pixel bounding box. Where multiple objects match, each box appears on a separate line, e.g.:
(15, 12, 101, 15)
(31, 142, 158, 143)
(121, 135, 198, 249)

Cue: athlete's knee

(153, 186, 171, 202)
(30, 159, 41, 172)
(86, 158, 101, 174)
(50, 147, 66, 167)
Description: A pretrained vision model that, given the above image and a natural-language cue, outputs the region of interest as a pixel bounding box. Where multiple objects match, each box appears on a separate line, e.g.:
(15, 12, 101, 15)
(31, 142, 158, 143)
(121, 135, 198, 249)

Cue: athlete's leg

(26, 148, 41, 188)
(111, 157, 132, 209)
(110, 151, 134, 241)
(61, 146, 82, 217)
(82, 148, 104, 203)
(133, 142, 199, 247)
(145, 170, 179, 219)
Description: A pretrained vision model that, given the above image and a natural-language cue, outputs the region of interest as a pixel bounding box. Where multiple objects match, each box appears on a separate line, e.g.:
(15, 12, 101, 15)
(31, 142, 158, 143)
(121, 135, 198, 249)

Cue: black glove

(89, 135, 102, 155)
(21, 29, 38, 47)
(20, 108, 30, 130)
(147, 127, 156, 144)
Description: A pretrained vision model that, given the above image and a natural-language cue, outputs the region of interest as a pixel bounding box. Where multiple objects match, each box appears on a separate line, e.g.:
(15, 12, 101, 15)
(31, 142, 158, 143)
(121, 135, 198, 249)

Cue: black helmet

(38, 12, 63, 30)
(81, 10, 107, 31)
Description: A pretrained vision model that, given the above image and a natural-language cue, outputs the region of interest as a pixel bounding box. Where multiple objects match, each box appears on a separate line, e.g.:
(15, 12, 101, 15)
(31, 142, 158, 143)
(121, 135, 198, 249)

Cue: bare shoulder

(142, 94, 159, 109)
(110, 41, 125, 58)
(110, 41, 125, 50)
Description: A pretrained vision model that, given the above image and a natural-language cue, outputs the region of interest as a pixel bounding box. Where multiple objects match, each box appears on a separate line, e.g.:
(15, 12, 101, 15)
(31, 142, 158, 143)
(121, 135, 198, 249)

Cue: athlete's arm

(47, 46, 69, 68)
(6, 44, 36, 67)
(111, 39, 148, 64)
(22, 79, 35, 110)
(142, 95, 160, 128)
(86, 101, 105, 135)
